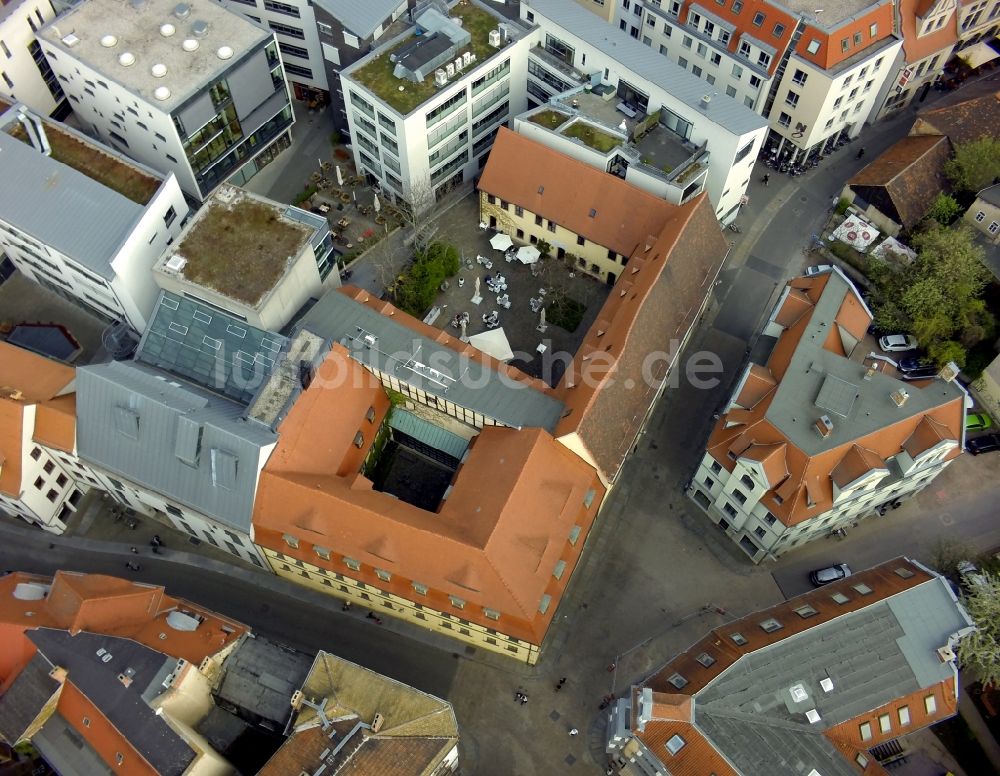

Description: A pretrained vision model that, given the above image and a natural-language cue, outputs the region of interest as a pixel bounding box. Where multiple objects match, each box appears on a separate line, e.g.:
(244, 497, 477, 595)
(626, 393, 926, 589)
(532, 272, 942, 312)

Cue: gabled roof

(0, 654, 60, 743)
(479, 128, 677, 258)
(899, 0, 958, 62)
(913, 85, 1000, 145)
(706, 270, 964, 525)
(632, 558, 974, 776)
(848, 135, 952, 229)
(260, 650, 458, 776)
(301, 287, 565, 431)
(33, 395, 77, 453)
(75, 360, 277, 531)
(977, 182, 1000, 208)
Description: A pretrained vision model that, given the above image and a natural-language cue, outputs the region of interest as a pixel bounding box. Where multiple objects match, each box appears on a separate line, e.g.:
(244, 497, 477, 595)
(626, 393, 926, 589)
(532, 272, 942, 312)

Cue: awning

(490, 233, 513, 251)
(468, 326, 515, 362)
(959, 40, 1000, 69)
(388, 409, 469, 461)
(832, 217, 880, 252)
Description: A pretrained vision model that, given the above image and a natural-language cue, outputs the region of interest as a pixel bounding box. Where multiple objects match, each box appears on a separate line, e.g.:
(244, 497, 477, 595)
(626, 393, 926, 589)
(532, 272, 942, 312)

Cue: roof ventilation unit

(182, 38, 199, 52)
(805, 709, 821, 724)
(160, 23, 176, 37)
(216, 45, 234, 60)
(118, 51, 136, 66)
(820, 677, 834, 692)
(154, 86, 171, 101)
(191, 20, 209, 38)
(164, 255, 187, 272)
(434, 69, 447, 86)
(889, 389, 909, 407)
(789, 684, 808, 702)
(61, 33, 80, 47)
(488, 29, 501, 47)
(100, 34, 118, 47)
(700, 94, 712, 109)
(151, 63, 167, 77)
(445, 62, 455, 78)
(814, 415, 833, 438)
(173, 3, 190, 18)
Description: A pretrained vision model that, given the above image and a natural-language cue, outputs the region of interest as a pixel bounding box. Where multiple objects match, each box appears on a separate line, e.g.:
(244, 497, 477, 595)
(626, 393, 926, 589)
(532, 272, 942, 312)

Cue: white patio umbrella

(516, 245, 541, 265)
(490, 233, 514, 251)
(335, 165, 344, 186)
(373, 193, 381, 213)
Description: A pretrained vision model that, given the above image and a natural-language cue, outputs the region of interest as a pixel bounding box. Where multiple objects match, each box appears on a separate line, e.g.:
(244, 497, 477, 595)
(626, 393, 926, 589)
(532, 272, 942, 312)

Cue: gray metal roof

(28, 628, 194, 776)
(693, 576, 973, 776)
(32, 713, 116, 776)
(300, 291, 566, 431)
(765, 270, 965, 456)
(390, 408, 470, 461)
(978, 182, 1000, 208)
(0, 124, 153, 280)
(312, 0, 403, 40)
(213, 634, 313, 727)
(76, 359, 277, 531)
(524, 0, 768, 136)
(136, 291, 287, 404)
(0, 654, 60, 743)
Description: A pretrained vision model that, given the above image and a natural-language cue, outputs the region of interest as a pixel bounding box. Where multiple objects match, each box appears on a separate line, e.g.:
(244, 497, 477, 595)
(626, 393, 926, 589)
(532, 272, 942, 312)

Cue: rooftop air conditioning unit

(454, 57, 464, 72)
(434, 69, 448, 86)
(445, 62, 455, 78)
(488, 29, 501, 47)
(814, 415, 833, 438)
(462, 51, 472, 67)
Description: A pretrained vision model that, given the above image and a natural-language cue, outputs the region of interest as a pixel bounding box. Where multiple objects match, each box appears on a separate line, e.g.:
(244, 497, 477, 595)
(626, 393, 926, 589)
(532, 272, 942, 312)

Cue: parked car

(878, 334, 918, 353)
(900, 365, 939, 381)
(809, 563, 852, 586)
(966, 433, 1000, 455)
(898, 356, 935, 373)
(965, 413, 993, 432)
(806, 264, 833, 276)
(957, 560, 988, 589)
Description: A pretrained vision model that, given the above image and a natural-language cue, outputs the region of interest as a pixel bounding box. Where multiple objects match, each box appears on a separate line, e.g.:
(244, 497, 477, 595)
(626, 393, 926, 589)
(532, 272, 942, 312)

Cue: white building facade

(0, 0, 68, 117)
(0, 106, 189, 331)
(341, 1, 531, 211)
(36, 0, 294, 200)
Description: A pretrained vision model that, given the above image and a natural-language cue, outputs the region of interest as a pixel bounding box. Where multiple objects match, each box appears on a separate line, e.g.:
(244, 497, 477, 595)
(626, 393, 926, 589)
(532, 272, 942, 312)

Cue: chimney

(890, 389, 909, 407)
(371, 712, 385, 732)
(863, 364, 878, 381)
(937, 644, 956, 663)
(700, 94, 711, 109)
(939, 361, 960, 382)
(636, 687, 653, 732)
(814, 415, 833, 437)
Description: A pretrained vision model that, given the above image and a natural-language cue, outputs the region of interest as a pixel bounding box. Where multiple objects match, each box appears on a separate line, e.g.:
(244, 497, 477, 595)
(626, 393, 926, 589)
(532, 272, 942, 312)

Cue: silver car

(809, 563, 852, 586)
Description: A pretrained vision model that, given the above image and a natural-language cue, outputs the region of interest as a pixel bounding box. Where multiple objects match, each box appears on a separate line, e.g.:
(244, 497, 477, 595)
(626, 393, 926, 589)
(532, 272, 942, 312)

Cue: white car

(805, 264, 833, 276)
(878, 334, 918, 353)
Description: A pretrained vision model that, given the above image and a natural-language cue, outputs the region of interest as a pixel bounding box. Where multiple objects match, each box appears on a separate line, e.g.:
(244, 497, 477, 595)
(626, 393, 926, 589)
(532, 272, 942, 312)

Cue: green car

(966, 413, 994, 432)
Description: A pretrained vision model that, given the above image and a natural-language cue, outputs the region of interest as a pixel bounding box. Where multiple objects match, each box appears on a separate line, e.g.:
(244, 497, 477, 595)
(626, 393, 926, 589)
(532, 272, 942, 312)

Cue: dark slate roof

(0, 654, 60, 743)
(300, 291, 566, 431)
(136, 291, 287, 405)
(978, 183, 1000, 208)
(915, 81, 1000, 145)
(213, 635, 312, 727)
(691, 576, 972, 776)
(27, 629, 194, 776)
(75, 359, 277, 531)
(31, 713, 116, 776)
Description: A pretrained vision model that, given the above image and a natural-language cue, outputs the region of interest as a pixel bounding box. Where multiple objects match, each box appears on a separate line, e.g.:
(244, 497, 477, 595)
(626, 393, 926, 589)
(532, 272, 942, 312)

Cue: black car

(809, 563, 852, 586)
(901, 365, 938, 381)
(966, 433, 1000, 455)
(898, 356, 935, 372)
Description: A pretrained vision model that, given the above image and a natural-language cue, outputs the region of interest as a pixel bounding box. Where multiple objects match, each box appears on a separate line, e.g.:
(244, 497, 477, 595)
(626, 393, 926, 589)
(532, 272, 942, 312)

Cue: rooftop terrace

(164, 187, 312, 306)
(6, 119, 160, 205)
(349, 3, 512, 115)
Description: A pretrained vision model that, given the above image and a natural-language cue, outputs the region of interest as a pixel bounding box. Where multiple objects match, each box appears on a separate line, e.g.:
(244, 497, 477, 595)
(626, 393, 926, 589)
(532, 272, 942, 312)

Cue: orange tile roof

(0, 343, 76, 496)
(478, 127, 676, 258)
(900, 0, 958, 62)
(901, 414, 950, 457)
(913, 86, 1000, 144)
(794, 5, 896, 70)
(633, 716, 739, 776)
(830, 444, 887, 488)
(553, 193, 729, 482)
(682, 0, 797, 77)
(32, 395, 76, 453)
(704, 273, 964, 526)
(735, 364, 777, 409)
(742, 442, 789, 487)
(0, 571, 247, 666)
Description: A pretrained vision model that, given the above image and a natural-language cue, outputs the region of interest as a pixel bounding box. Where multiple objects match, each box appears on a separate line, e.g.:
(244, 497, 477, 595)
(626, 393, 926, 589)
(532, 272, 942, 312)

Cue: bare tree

(479, 196, 518, 237)
(390, 178, 439, 255)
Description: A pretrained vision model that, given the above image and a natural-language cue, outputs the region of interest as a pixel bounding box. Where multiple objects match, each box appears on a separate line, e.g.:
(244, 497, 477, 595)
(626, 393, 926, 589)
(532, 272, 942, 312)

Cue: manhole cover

(550, 710, 561, 721)
(800, 196, 808, 202)
(564, 755, 577, 765)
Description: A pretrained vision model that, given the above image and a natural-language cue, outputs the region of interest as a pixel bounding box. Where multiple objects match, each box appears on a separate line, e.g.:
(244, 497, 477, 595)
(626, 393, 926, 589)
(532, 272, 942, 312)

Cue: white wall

(0, 0, 62, 116)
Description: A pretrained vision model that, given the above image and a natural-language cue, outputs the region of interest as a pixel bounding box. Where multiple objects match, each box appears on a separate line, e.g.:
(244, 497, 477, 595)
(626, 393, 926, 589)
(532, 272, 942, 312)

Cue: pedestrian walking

(130, 546, 138, 554)
(856, 147, 865, 159)
(342, 601, 352, 612)
(558, 677, 567, 686)
(520, 694, 528, 706)
(152, 535, 161, 546)
(761, 173, 769, 186)
(569, 728, 579, 736)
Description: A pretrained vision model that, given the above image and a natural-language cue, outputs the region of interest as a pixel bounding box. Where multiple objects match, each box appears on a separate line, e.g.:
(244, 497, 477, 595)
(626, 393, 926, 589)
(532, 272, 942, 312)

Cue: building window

(375, 569, 391, 582)
(794, 604, 818, 618)
(752, 11, 765, 25)
(46, 489, 58, 502)
(43, 461, 55, 474)
(577, 235, 585, 246)
(831, 591, 850, 604)
(754, 526, 766, 538)
(990, 222, 1000, 234)
(764, 512, 777, 525)
(164, 206, 177, 227)
(484, 607, 501, 620)
(869, 23, 878, 36)
(56, 474, 67, 487)
(777, 112, 791, 127)
(730, 632, 747, 645)
(30, 447, 41, 460)
(773, 22, 785, 36)
(898, 706, 910, 725)
(696, 651, 716, 667)
(514, 205, 524, 216)
(668, 672, 688, 688)
(807, 39, 820, 54)
(314, 546, 330, 560)
(344, 557, 360, 571)
(723, 502, 737, 517)
(710, 461, 722, 474)
(538, 594, 552, 614)
(733, 490, 747, 505)
(759, 617, 782, 633)
(785, 90, 799, 107)
(852, 583, 873, 595)
(859, 722, 872, 741)
(665, 734, 686, 754)
(449, 595, 465, 609)
(925, 694, 937, 713)
(878, 713, 891, 733)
